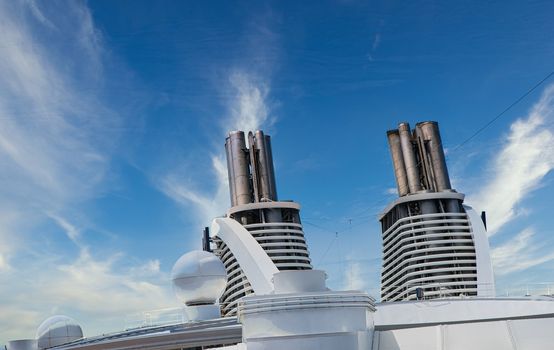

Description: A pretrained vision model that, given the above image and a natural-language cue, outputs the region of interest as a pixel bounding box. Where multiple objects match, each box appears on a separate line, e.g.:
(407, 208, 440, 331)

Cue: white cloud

(0, 1, 173, 342)
(468, 84, 554, 235)
(372, 33, 382, 51)
(0, 0, 116, 218)
(155, 8, 279, 227)
(160, 155, 230, 228)
(227, 71, 272, 132)
(491, 229, 554, 275)
(0, 254, 8, 271)
(343, 260, 370, 291)
(0, 247, 174, 341)
(47, 214, 81, 243)
(385, 187, 398, 195)
(41, 249, 171, 315)
(159, 71, 275, 232)
(464, 84, 554, 279)
(24, 0, 55, 29)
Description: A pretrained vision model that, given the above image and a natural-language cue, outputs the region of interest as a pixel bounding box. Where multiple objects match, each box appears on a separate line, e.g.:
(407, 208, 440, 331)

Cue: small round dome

(171, 250, 227, 306)
(36, 315, 83, 349)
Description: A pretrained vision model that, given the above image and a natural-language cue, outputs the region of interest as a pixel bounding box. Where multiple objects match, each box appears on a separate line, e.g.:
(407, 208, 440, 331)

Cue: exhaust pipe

(225, 138, 237, 206)
(248, 132, 260, 202)
(264, 134, 278, 201)
(398, 122, 422, 194)
(417, 121, 451, 191)
(254, 130, 275, 201)
(228, 131, 252, 205)
(387, 130, 409, 196)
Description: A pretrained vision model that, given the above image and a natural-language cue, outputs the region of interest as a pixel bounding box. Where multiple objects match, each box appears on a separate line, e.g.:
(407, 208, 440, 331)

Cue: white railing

(500, 283, 554, 298)
(369, 282, 554, 302)
(124, 307, 187, 330)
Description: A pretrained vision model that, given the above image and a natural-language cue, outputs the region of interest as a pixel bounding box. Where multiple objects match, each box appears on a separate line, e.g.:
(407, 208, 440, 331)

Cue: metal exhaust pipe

(417, 121, 451, 191)
(264, 134, 278, 200)
(387, 130, 409, 196)
(228, 131, 252, 205)
(225, 137, 237, 206)
(248, 132, 260, 202)
(413, 125, 435, 191)
(254, 130, 274, 201)
(398, 122, 422, 193)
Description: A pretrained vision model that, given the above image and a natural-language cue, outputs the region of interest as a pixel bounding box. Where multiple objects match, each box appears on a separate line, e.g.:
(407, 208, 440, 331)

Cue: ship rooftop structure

(380, 121, 495, 301)
(212, 130, 312, 316)
(6, 123, 554, 350)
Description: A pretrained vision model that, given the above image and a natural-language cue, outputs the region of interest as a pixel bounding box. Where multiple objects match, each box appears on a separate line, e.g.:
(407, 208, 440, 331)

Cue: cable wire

(452, 71, 554, 152)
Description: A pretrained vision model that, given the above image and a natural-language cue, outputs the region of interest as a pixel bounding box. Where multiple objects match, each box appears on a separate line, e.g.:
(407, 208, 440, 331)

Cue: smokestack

(398, 122, 422, 193)
(227, 131, 252, 205)
(417, 121, 451, 191)
(225, 130, 279, 207)
(225, 138, 237, 206)
(413, 125, 435, 191)
(254, 130, 275, 201)
(248, 132, 260, 202)
(264, 135, 278, 201)
(387, 130, 409, 196)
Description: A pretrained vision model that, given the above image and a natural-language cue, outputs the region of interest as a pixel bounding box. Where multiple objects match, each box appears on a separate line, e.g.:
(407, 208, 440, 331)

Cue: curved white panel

(464, 204, 496, 297)
(211, 218, 279, 295)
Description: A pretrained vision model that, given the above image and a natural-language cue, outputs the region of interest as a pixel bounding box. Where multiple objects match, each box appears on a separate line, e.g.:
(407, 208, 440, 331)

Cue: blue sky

(1, 0, 554, 342)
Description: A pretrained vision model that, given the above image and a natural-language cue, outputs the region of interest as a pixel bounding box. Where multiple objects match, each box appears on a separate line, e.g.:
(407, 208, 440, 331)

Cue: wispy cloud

(0, 0, 110, 280)
(372, 33, 382, 51)
(159, 70, 274, 230)
(48, 213, 81, 243)
(40, 249, 170, 316)
(367, 19, 385, 62)
(468, 84, 554, 235)
(463, 84, 554, 278)
(227, 71, 273, 132)
(0, 247, 173, 340)
(491, 229, 554, 275)
(0, 0, 115, 221)
(343, 260, 370, 291)
(160, 155, 230, 228)
(158, 16, 278, 233)
(0, 1, 173, 342)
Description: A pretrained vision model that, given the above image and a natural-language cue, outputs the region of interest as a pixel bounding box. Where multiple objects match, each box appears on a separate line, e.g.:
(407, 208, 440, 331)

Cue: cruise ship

(5, 121, 554, 350)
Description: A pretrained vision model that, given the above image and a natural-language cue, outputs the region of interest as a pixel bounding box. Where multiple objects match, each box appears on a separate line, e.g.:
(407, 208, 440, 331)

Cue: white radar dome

(171, 250, 227, 306)
(36, 315, 83, 349)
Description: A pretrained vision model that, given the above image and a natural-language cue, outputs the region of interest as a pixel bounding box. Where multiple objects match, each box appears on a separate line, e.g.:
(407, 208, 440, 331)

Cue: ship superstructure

(380, 121, 494, 301)
(213, 130, 312, 316)
(6, 122, 554, 350)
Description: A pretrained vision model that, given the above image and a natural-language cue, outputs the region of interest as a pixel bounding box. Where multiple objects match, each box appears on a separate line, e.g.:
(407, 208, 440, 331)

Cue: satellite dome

(171, 250, 227, 306)
(36, 315, 83, 349)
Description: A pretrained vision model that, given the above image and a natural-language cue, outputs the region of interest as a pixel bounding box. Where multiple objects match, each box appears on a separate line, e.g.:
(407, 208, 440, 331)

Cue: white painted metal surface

(238, 289, 376, 350)
(379, 191, 495, 302)
(171, 250, 227, 306)
(381, 210, 480, 301)
(464, 204, 495, 296)
(374, 317, 554, 350)
(374, 298, 554, 328)
(6, 339, 37, 350)
(211, 217, 279, 296)
(36, 315, 83, 349)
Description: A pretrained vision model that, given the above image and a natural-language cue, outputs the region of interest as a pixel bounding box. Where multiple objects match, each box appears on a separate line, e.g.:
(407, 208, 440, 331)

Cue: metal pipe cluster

(225, 130, 278, 206)
(386, 121, 452, 196)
